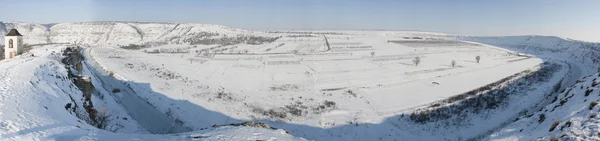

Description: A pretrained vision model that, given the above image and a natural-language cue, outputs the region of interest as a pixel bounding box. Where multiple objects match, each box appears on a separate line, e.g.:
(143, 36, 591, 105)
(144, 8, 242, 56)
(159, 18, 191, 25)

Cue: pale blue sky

(1, 0, 599, 42)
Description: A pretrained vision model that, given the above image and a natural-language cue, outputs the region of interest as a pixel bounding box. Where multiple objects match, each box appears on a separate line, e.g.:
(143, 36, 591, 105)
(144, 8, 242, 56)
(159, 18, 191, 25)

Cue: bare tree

(475, 56, 481, 63)
(413, 57, 421, 66)
(451, 60, 457, 67)
(370, 52, 375, 57)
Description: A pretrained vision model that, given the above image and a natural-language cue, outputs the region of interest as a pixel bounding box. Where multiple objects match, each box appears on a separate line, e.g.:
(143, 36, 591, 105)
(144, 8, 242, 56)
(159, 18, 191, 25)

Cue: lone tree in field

(451, 60, 457, 67)
(475, 56, 481, 63)
(413, 57, 421, 66)
(370, 52, 375, 57)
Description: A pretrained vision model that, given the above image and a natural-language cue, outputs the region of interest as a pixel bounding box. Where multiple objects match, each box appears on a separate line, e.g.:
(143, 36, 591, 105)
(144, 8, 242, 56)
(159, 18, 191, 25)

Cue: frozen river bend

(1, 22, 600, 140)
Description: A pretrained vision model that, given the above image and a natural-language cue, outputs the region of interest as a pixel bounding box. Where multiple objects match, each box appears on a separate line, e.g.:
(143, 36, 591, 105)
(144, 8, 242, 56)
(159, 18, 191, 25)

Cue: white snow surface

(0, 22, 272, 46)
(486, 74, 600, 141)
(0, 45, 303, 141)
(1, 22, 600, 140)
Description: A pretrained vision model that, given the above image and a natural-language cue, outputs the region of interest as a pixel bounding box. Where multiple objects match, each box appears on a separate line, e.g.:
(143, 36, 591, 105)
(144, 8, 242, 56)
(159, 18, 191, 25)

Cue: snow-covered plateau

(1, 21, 600, 141)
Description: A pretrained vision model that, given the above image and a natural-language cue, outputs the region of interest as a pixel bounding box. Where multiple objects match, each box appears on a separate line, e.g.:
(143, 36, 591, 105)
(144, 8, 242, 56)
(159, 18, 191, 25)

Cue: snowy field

(89, 31, 545, 137)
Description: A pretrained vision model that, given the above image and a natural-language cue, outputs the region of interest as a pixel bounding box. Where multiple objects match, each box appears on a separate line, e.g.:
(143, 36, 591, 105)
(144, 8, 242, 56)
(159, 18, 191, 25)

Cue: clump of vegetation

(560, 121, 572, 131)
(211, 121, 276, 130)
(538, 114, 546, 123)
(585, 89, 594, 96)
(215, 88, 235, 101)
(346, 90, 357, 97)
(559, 99, 567, 106)
(590, 101, 598, 110)
(451, 60, 457, 67)
(324, 100, 336, 107)
(253, 108, 288, 119)
(186, 35, 281, 46)
(405, 63, 561, 124)
(120, 44, 146, 50)
(270, 84, 300, 91)
(413, 57, 421, 66)
(313, 100, 337, 114)
(549, 121, 560, 132)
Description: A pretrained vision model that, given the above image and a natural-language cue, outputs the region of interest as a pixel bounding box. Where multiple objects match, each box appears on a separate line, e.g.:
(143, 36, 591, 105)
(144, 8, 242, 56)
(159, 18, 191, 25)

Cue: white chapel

(4, 29, 24, 59)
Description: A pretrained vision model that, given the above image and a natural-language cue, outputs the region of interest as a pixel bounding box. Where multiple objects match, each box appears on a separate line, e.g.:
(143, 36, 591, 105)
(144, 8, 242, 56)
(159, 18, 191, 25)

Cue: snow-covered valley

(1, 22, 600, 140)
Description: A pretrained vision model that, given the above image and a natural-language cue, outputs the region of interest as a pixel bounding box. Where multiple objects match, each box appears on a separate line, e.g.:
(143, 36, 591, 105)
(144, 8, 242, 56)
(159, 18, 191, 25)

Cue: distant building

(4, 29, 24, 59)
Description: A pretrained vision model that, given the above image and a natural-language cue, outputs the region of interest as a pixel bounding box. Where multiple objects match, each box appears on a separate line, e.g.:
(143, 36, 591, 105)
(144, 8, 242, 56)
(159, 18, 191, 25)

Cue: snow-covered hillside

(486, 73, 600, 141)
(86, 29, 598, 140)
(0, 22, 278, 46)
(0, 45, 304, 140)
(2, 22, 600, 140)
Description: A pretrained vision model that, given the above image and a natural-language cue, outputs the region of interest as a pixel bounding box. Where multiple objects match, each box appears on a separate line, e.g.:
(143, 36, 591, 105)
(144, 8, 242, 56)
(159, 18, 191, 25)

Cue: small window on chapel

(9, 39, 13, 48)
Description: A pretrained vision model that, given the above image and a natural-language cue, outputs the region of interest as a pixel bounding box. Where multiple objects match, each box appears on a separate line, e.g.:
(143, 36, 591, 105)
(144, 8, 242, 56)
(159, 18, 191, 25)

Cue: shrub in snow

(476, 56, 481, 63)
(270, 84, 300, 91)
(413, 57, 421, 66)
(585, 89, 593, 96)
(451, 60, 457, 67)
(538, 114, 546, 123)
(94, 111, 111, 129)
(559, 99, 567, 106)
(370, 52, 375, 57)
(549, 121, 560, 132)
(346, 90, 356, 97)
(64, 103, 72, 111)
(590, 101, 598, 110)
(560, 121, 572, 131)
(120, 44, 146, 50)
(324, 100, 336, 107)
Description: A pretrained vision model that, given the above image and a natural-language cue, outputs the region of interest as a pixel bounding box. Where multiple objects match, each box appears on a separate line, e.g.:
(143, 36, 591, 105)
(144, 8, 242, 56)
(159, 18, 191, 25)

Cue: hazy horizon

(1, 0, 599, 42)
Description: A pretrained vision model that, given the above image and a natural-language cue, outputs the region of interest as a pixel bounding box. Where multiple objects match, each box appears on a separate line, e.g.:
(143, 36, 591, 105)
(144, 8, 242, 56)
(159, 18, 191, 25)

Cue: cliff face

(0, 22, 273, 46)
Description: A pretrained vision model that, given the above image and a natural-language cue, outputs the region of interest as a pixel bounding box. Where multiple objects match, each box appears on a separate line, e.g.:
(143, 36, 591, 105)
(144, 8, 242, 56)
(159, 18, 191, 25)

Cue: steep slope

(458, 35, 600, 140)
(486, 73, 600, 141)
(0, 45, 304, 140)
